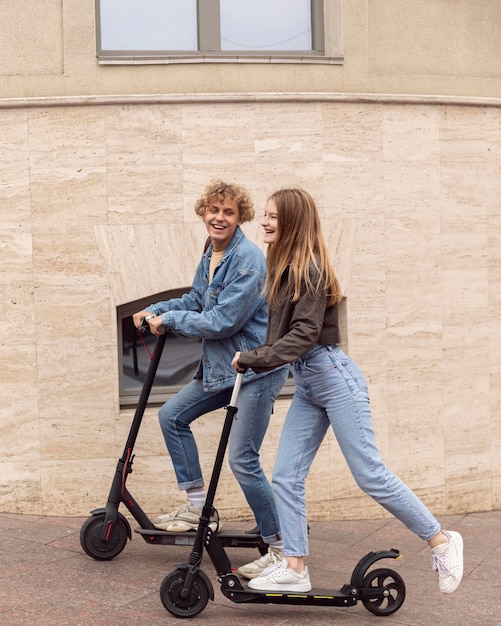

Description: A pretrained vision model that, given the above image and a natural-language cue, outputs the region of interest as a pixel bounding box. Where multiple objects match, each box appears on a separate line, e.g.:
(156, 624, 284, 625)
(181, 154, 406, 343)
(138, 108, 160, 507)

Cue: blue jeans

(272, 345, 440, 558)
(158, 368, 288, 543)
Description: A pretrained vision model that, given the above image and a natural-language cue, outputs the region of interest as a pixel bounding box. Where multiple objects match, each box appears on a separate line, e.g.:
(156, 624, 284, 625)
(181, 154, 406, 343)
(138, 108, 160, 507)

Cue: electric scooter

(80, 329, 268, 561)
(159, 372, 406, 618)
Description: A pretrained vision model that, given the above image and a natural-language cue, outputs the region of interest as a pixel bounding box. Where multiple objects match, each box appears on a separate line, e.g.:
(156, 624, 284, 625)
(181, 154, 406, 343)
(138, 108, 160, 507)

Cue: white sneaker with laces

(237, 547, 284, 580)
(431, 529, 464, 593)
(152, 503, 220, 533)
(248, 559, 312, 593)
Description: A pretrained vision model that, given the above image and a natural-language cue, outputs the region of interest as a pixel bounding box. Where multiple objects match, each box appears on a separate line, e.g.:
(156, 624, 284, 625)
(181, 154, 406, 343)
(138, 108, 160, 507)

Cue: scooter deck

(225, 585, 358, 607)
(135, 526, 268, 551)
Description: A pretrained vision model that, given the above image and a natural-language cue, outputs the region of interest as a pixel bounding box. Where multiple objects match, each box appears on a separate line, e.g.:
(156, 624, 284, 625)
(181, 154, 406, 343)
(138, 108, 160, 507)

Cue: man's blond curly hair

(194, 180, 254, 223)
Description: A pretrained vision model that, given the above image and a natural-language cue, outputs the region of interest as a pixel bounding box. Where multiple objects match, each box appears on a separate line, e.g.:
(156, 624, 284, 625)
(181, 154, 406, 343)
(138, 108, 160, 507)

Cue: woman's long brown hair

(265, 188, 342, 308)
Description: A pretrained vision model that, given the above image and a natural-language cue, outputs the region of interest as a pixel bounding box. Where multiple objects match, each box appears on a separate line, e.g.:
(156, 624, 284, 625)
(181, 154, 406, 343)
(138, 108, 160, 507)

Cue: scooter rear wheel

(160, 568, 209, 618)
(80, 512, 129, 560)
(361, 567, 406, 616)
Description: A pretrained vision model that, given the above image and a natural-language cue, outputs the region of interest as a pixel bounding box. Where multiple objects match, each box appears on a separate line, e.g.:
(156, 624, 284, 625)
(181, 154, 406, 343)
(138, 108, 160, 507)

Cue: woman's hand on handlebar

(231, 351, 246, 373)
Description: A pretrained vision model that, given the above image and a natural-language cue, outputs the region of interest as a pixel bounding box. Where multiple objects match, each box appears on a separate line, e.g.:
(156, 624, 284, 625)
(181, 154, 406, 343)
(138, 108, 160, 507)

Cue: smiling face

(202, 197, 242, 252)
(261, 198, 279, 245)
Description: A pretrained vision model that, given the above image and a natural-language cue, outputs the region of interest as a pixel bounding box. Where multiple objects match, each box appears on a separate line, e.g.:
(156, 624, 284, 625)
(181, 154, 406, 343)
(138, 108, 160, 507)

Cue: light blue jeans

(272, 345, 441, 557)
(159, 368, 288, 543)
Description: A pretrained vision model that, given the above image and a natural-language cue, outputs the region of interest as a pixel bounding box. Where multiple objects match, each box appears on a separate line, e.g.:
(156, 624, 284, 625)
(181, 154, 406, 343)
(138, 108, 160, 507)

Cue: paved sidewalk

(0, 509, 499, 625)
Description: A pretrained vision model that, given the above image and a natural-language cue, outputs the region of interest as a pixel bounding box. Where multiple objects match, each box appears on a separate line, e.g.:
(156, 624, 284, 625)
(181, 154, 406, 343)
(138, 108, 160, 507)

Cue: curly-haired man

(133, 180, 287, 550)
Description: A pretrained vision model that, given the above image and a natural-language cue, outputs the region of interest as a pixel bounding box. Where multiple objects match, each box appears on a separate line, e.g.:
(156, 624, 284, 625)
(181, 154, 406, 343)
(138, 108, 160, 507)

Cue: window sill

(97, 53, 344, 66)
(120, 379, 295, 409)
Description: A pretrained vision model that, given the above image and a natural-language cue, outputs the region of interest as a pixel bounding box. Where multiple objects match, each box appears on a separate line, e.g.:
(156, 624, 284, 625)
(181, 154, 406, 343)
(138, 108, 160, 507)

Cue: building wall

(1, 0, 500, 521)
(1, 0, 500, 100)
(1, 95, 500, 521)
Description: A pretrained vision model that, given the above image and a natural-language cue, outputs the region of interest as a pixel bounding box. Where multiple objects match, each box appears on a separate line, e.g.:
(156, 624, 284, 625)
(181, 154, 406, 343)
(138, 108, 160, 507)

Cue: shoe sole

(248, 582, 312, 593)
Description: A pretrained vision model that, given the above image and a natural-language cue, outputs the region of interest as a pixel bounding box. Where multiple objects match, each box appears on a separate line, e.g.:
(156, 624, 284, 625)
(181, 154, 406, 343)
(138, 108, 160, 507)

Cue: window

(119, 289, 346, 408)
(118, 287, 298, 408)
(95, 0, 340, 64)
(119, 289, 202, 407)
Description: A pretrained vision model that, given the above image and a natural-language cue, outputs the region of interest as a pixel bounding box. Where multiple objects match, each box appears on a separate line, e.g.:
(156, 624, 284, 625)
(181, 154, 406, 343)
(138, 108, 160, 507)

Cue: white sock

(270, 540, 283, 551)
(186, 486, 206, 511)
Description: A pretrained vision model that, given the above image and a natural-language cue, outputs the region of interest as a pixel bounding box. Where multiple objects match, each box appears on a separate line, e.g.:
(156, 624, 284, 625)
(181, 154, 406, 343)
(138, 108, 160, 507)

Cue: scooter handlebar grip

(229, 372, 244, 406)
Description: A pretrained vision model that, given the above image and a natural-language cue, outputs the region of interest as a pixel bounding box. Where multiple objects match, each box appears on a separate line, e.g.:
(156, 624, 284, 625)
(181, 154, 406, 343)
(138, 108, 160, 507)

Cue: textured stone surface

(0, 510, 498, 625)
(0, 99, 500, 520)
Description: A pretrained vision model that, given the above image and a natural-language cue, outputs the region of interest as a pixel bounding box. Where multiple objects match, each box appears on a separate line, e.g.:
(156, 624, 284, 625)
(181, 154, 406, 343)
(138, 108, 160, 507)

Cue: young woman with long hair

(232, 188, 463, 594)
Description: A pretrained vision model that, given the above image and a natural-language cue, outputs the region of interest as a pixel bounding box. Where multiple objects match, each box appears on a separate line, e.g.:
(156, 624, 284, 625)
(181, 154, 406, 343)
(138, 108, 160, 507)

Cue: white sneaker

(248, 559, 312, 593)
(152, 504, 220, 533)
(237, 547, 284, 580)
(431, 529, 464, 593)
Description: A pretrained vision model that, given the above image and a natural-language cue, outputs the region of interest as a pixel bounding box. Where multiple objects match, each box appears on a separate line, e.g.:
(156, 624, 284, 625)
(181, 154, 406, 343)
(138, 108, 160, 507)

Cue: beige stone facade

(0, 1, 500, 522)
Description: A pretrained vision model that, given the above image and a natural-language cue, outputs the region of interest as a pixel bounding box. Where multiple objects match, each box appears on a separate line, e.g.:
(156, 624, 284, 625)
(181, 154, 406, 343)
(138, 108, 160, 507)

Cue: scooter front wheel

(361, 567, 406, 616)
(160, 568, 209, 618)
(80, 512, 129, 560)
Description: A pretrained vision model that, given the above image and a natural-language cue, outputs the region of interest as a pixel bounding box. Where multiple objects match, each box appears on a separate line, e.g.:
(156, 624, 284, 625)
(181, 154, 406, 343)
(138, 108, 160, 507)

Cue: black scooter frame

(159, 373, 406, 618)
(80, 333, 268, 561)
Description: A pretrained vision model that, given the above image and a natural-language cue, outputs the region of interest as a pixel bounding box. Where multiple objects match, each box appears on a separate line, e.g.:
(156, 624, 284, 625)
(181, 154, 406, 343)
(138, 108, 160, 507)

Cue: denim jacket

(146, 226, 272, 391)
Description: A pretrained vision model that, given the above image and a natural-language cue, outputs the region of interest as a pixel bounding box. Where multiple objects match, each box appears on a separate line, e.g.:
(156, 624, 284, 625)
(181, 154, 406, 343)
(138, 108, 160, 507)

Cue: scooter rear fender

(350, 548, 402, 587)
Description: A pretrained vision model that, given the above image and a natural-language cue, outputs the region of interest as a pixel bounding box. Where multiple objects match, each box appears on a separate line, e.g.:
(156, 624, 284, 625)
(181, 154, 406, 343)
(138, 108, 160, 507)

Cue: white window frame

(95, 0, 343, 65)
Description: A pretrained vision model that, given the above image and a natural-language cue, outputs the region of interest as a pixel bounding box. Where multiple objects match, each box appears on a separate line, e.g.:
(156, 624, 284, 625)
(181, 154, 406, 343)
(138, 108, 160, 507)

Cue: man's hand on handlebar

(132, 310, 166, 336)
